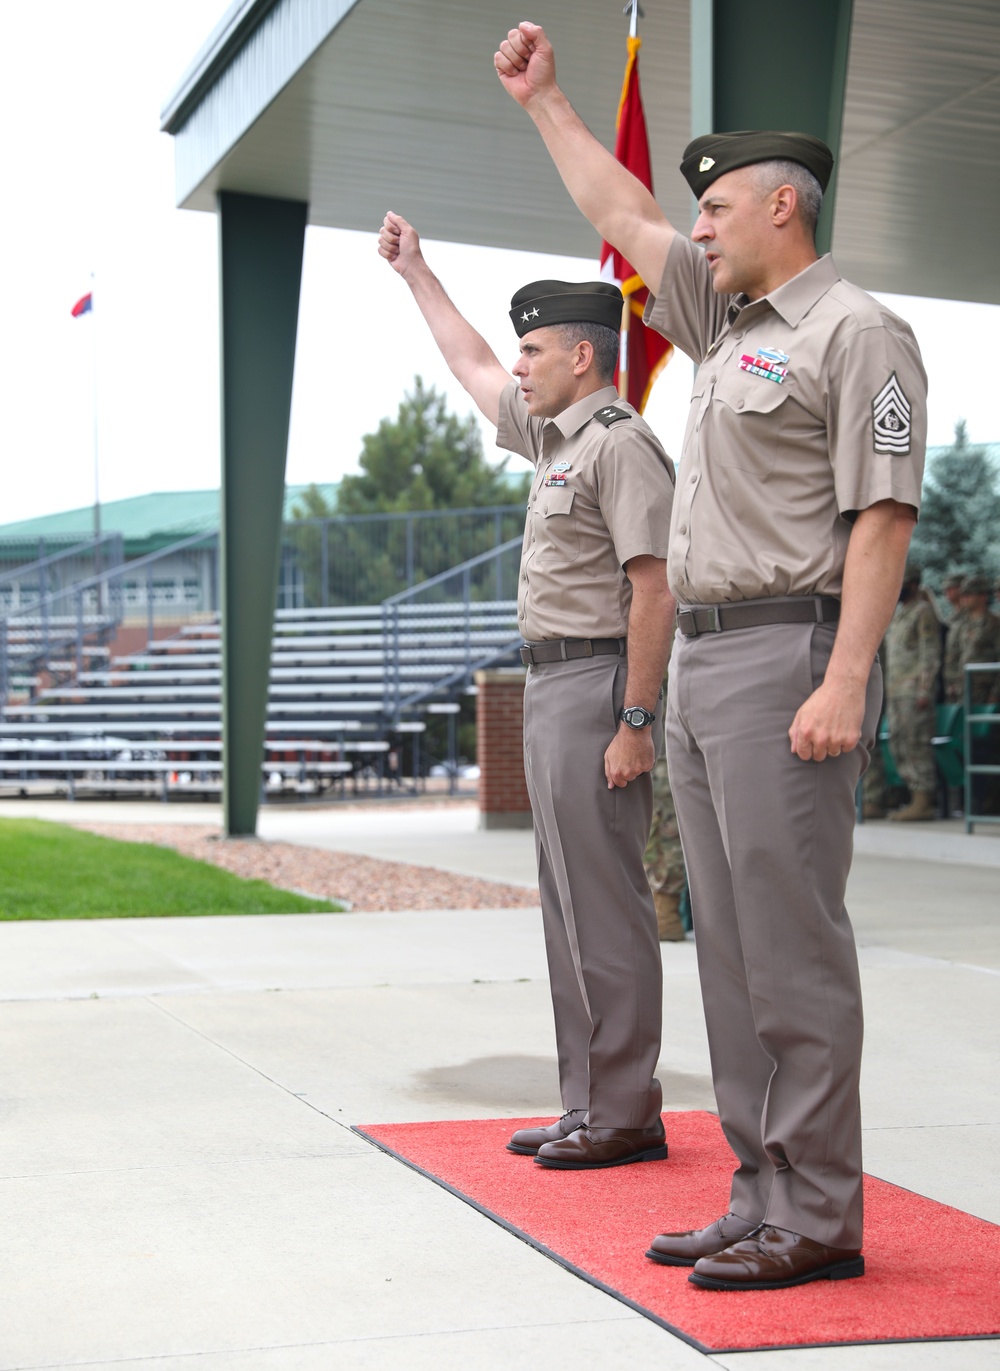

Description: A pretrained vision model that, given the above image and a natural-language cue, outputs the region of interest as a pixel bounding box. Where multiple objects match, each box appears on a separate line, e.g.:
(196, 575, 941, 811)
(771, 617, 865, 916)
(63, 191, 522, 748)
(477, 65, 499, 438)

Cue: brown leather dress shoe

(506, 1110, 587, 1156)
(534, 1123, 667, 1169)
(689, 1224, 864, 1290)
(645, 1212, 759, 1266)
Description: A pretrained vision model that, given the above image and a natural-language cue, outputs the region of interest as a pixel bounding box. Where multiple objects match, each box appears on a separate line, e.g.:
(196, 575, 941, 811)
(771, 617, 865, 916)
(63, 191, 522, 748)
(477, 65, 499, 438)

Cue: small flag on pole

(71, 292, 93, 318)
(599, 35, 672, 414)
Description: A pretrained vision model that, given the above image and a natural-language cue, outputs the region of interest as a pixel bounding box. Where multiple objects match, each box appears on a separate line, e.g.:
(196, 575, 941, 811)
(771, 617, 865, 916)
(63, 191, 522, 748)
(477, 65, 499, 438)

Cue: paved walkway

(0, 799, 997, 1370)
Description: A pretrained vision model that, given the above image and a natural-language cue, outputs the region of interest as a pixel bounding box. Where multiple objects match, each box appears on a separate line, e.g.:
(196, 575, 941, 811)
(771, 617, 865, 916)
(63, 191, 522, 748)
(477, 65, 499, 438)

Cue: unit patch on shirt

(872, 372, 912, 455)
(738, 345, 789, 384)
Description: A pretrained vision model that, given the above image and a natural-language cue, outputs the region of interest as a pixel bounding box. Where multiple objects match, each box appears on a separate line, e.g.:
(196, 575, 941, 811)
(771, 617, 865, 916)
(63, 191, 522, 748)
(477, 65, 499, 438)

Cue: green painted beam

(690, 0, 854, 253)
(218, 191, 307, 836)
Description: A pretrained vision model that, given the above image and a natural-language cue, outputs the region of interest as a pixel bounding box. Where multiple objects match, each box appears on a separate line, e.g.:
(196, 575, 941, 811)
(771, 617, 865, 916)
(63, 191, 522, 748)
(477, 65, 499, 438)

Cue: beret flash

(680, 131, 834, 200)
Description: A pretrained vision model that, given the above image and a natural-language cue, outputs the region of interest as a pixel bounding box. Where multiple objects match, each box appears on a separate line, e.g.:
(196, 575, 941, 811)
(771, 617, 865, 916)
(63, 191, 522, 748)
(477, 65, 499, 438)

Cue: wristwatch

(620, 705, 656, 729)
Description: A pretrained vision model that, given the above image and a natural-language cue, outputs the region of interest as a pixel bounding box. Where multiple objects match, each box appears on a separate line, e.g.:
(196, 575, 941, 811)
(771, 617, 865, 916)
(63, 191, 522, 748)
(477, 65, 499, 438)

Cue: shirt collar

(726, 254, 841, 330)
(548, 385, 621, 439)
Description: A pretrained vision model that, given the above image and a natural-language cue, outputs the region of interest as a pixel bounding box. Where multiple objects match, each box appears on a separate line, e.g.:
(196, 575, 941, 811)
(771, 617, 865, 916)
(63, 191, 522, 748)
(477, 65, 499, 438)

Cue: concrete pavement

(0, 798, 997, 1370)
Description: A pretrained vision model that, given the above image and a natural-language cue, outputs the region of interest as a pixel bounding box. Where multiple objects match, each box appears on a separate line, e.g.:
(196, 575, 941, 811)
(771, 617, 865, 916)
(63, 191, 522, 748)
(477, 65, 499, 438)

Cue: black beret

(680, 131, 834, 200)
(509, 279, 623, 338)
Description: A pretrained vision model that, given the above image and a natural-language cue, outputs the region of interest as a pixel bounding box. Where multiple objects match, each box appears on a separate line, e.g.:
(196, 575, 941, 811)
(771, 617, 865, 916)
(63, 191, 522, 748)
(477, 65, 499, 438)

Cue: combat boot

(889, 790, 936, 822)
(655, 891, 686, 941)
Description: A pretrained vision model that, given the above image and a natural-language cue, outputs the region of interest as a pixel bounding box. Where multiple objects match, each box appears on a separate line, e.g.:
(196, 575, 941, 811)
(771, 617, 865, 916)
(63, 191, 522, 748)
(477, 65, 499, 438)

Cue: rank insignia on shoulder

(872, 372, 912, 455)
(594, 404, 632, 426)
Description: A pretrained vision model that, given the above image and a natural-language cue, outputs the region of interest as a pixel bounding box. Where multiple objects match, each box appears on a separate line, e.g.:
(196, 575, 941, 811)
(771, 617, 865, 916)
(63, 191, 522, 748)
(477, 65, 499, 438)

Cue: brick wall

(475, 668, 532, 830)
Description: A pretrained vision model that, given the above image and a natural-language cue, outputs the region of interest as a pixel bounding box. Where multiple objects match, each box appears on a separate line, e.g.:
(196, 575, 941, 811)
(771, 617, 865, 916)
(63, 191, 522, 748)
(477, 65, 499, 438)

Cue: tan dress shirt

(644, 235, 927, 604)
(497, 381, 675, 641)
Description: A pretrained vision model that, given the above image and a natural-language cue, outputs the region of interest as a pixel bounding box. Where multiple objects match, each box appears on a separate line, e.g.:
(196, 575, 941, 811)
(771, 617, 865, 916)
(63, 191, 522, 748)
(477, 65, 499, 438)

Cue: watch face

(623, 706, 653, 728)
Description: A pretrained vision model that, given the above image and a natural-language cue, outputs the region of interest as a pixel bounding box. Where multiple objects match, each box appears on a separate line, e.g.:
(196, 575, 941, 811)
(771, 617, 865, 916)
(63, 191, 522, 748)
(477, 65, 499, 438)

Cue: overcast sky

(2, 1, 998, 529)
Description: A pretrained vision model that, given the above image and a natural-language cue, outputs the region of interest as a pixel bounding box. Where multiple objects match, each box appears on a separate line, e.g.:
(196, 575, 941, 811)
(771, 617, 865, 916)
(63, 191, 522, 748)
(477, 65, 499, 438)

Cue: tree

(336, 376, 527, 514)
(908, 420, 1000, 584)
(288, 378, 530, 605)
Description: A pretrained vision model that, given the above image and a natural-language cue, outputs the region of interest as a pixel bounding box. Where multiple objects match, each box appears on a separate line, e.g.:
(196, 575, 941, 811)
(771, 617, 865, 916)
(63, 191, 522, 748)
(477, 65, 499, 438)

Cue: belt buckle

(677, 609, 698, 638)
(519, 645, 534, 666)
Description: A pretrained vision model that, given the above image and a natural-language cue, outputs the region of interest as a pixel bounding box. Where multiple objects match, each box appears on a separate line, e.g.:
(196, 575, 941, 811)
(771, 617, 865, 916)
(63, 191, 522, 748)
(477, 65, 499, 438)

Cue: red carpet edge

(352, 1112, 1000, 1354)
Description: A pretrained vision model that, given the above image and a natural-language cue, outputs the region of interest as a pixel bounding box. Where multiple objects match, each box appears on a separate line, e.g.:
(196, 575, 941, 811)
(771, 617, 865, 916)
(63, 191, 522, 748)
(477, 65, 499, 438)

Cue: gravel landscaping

(70, 823, 541, 912)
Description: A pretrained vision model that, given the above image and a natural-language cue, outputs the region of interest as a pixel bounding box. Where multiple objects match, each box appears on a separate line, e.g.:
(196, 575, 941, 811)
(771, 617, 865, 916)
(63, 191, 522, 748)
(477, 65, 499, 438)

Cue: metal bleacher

(0, 536, 524, 801)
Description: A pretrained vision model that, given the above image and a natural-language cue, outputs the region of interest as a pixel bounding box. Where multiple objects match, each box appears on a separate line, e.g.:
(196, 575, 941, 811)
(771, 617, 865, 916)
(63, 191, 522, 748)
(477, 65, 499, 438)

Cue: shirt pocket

(537, 487, 580, 562)
(712, 375, 793, 477)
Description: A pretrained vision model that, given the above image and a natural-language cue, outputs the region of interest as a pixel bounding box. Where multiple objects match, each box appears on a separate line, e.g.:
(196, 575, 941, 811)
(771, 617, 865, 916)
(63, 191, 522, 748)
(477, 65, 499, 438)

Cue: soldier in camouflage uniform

(943, 577, 969, 702)
(643, 685, 687, 941)
(945, 574, 1000, 705)
(885, 563, 942, 821)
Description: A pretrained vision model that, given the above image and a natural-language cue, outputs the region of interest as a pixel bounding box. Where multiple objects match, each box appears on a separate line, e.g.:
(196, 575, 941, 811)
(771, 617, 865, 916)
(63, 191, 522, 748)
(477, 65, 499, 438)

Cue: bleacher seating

(0, 601, 520, 800)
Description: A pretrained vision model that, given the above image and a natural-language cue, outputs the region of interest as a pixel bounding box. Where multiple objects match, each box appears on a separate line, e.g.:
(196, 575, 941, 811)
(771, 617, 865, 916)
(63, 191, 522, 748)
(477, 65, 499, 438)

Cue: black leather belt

(520, 637, 626, 666)
(676, 596, 840, 638)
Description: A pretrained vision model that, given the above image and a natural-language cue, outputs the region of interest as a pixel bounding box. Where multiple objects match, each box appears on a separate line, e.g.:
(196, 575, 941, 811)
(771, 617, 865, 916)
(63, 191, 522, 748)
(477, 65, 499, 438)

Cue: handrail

(381, 536, 522, 724)
(0, 530, 220, 712)
(1, 530, 218, 625)
(292, 502, 525, 530)
(382, 536, 522, 605)
(962, 661, 1000, 834)
(0, 533, 124, 591)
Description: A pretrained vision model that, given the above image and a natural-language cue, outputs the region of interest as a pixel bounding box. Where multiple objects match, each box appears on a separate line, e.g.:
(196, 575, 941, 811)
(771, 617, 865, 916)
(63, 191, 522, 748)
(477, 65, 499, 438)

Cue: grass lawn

(0, 818, 340, 919)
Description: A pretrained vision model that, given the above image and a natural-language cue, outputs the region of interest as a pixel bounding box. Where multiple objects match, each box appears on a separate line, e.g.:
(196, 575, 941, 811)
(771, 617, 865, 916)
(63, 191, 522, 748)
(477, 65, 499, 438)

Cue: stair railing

(380, 537, 523, 725)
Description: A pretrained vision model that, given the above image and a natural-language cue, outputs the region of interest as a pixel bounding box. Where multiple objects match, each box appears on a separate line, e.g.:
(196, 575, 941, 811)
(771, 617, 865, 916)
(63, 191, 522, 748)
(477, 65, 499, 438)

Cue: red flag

(71, 292, 93, 317)
(599, 36, 672, 414)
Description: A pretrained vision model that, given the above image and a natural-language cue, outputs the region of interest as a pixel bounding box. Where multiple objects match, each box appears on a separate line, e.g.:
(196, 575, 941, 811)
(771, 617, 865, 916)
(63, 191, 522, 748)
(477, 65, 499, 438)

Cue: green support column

(690, 0, 854, 252)
(218, 192, 307, 836)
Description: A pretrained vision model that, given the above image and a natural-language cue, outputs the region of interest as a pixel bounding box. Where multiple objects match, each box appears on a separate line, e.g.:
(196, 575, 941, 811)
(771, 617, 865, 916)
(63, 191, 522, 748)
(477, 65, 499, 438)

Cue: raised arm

(495, 22, 676, 293)
(377, 212, 510, 427)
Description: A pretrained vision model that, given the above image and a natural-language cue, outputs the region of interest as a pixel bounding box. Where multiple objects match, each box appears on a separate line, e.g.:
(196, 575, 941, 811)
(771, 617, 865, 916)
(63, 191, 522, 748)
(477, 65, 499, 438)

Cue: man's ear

(771, 184, 797, 229)
(573, 339, 595, 376)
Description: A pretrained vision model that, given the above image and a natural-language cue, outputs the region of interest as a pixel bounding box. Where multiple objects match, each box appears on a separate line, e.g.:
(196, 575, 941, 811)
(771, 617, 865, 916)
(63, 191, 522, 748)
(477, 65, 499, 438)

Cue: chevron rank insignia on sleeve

(872, 372, 912, 455)
(594, 405, 632, 427)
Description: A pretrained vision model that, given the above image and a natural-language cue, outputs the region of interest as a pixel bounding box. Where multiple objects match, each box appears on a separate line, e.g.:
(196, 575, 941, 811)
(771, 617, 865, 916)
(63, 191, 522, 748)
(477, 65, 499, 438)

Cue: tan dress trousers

(522, 652, 664, 1130)
(666, 620, 882, 1249)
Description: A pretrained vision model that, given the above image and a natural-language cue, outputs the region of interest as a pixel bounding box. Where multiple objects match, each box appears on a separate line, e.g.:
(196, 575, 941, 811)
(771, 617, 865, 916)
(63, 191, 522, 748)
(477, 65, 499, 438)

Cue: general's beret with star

(509, 280, 623, 338)
(680, 131, 834, 200)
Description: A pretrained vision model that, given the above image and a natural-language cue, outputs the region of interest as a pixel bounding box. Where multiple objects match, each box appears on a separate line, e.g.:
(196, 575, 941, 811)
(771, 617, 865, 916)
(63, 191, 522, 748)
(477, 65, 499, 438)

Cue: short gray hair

(549, 321, 620, 384)
(749, 159, 824, 239)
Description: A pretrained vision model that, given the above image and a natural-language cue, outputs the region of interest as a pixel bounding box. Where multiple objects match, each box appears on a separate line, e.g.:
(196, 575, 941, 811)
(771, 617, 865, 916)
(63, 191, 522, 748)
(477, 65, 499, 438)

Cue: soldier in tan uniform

(497, 23, 926, 1290)
(378, 212, 677, 1169)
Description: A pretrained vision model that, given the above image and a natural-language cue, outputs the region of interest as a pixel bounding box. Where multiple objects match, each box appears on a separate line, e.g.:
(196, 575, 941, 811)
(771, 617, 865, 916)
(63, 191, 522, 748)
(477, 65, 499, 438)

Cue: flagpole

(618, 1, 641, 400)
(90, 273, 101, 544)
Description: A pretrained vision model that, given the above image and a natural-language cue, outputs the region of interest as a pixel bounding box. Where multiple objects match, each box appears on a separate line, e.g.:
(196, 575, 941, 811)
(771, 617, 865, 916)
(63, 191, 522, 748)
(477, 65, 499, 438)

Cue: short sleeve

(643, 234, 731, 363)
(496, 379, 543, 467)
(593, 427, 675, 567)
(826, 315, 927, 518)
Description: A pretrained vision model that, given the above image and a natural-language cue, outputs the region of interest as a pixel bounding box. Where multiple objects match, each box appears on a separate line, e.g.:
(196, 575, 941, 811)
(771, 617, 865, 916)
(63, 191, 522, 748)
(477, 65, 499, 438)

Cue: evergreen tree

(909, 420, 1000, 583)
(336, 376, 527, 514)
(288, 378, 529, 604)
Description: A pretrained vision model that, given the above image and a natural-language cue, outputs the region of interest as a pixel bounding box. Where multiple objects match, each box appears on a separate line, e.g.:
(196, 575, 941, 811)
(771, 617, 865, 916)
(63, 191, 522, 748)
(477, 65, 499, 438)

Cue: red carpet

(355, 1111, 1000, 1353)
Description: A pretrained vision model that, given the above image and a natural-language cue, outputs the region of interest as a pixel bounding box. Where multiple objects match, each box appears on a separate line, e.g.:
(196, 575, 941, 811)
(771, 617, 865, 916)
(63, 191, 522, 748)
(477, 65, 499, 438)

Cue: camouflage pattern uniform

(885, 590, 941, 801)
(644, 669, 687, 940)
(943, 609, 970, 702)
(945, 576, 1000, 704)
